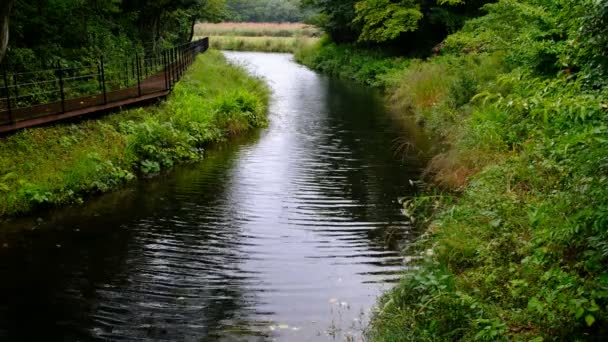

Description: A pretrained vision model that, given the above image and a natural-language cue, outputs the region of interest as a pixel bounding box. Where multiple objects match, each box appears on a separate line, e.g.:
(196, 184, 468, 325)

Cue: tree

(0, 0, 13, 63)
(354, 0, 423, 43)
(303, 0, 360, 42)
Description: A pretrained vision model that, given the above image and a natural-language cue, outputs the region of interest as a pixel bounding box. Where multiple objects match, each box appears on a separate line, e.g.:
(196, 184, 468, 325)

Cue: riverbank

(296, 3, 608, 340)
(0, 50, 269, 218)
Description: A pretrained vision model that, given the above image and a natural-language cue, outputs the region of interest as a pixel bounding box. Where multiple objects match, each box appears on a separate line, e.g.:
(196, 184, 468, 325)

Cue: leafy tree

(302, 0, 360, 42)
(354, 0, 423, 43)
(306, 0, 494, 52)
(4, 0, 225, 67)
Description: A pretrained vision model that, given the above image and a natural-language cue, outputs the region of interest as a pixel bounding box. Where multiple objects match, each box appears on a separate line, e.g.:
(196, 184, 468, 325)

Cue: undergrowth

(0, 50, 269, 217)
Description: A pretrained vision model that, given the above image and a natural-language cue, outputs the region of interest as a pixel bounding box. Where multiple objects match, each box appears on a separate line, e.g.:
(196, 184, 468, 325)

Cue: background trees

(225, 0, 310, 22)
(304, 0, 494, 53)
(2, 0, 225, 66)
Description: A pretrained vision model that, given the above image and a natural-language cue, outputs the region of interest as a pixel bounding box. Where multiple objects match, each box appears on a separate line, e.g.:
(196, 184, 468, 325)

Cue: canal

(0, 52, 424, 341)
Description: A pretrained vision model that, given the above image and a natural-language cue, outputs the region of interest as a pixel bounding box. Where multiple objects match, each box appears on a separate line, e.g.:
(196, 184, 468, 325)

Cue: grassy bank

(298, 1, 608, 340)
(0, 50, 269, 218)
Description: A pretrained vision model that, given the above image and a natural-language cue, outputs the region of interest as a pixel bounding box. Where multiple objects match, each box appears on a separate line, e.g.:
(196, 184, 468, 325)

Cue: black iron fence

(0, 37, 209, 127)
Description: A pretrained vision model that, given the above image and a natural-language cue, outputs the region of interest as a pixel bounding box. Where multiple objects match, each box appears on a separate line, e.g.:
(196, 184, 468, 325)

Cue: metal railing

(0, 37, 209, 127)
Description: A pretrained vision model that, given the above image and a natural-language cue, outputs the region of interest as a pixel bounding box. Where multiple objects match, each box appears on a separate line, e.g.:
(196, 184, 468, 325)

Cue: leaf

(585, 314, 595, 327)
(575, 307, 584, 319)
(527, 297, 542, 313)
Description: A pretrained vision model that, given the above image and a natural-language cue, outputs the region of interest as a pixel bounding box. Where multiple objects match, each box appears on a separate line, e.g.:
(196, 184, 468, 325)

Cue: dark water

(0, 52, 424, 341)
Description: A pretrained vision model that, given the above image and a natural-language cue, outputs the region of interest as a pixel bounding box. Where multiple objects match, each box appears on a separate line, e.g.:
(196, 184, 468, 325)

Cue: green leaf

(528, 297, 542, 312)
(585, 314, 595, 327)
(575, 307, 584, 319)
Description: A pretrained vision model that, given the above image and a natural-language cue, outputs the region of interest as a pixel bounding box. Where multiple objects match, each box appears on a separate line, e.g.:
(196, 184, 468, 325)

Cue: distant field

(194, 22, 321, 38)
(196, 35, 318, 53)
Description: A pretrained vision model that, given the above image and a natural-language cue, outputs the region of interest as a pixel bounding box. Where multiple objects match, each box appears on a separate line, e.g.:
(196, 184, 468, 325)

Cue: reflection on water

(0, 52, 424, 341)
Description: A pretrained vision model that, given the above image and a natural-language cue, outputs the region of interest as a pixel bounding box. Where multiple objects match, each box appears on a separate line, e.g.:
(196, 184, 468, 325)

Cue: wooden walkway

(0, 38, 208, 134)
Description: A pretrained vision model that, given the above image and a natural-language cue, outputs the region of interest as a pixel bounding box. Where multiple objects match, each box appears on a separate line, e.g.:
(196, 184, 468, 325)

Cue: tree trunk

(188, 17, 196, 43)
(0, 0, 12, 64)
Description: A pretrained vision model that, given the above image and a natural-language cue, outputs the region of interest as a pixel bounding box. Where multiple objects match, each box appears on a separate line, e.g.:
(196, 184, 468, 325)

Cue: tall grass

(204, 35, 319, 53)
(195, 22, 320, 38)
(0, 50, 269, 217)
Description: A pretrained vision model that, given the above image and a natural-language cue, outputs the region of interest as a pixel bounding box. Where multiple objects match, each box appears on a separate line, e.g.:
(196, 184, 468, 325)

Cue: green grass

(296, 1, 608, 339)
(202, 35, 319, 53)
(0, 50, 269, 218)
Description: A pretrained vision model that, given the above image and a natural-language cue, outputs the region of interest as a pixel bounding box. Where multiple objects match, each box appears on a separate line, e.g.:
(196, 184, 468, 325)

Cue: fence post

(181, 45, 186, 75)
(2, 66, 13, 123)
(97, 64, 103, 93)
(173, 47, 178, 84)
(124, 61, 129, 87)
(186, 43, 192, 66)
(163, 50, 169, 91)
(57, 61, 66, 113)
(136, 54, 142, 97)
(171, 48, 176, 87)
(12, 74, 18, 103)
(179, 46, 184, 77)
(177, 46, 182, 79)
(100, 56, 107, 105)
(168, 49, 172, 89)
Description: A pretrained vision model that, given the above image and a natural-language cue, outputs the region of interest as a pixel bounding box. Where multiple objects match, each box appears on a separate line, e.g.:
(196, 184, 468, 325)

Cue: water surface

(0, 52, 424, 341)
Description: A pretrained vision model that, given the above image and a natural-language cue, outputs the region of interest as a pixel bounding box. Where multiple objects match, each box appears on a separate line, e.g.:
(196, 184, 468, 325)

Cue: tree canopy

(304, 0, 494, 52)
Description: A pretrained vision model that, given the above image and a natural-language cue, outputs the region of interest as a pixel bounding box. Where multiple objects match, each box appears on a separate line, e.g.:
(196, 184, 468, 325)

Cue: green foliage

(354, 0, 423, 43)
(4, 0, 225, 67)
(0, 50, 269, 216)
(305, 0, 494, 52)
(302, 0, 361, 42)
(570, 0, 608, 88)
(295, 38, 409, 87)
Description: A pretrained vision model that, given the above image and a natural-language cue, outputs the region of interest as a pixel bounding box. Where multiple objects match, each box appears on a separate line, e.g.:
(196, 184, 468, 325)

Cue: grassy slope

(0, 50, 269, 218)
(296, 3, 608, 340)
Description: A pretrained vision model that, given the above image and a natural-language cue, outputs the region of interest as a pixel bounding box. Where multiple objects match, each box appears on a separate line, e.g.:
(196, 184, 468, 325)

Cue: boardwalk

(0, 38, 209, 134)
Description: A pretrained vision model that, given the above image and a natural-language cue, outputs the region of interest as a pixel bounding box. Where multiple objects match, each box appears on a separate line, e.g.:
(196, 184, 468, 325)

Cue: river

(0, 52, 424, 341)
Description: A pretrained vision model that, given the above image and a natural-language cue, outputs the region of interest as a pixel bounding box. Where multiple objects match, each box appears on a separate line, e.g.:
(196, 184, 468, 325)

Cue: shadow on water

(0, 52, 428, 341)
